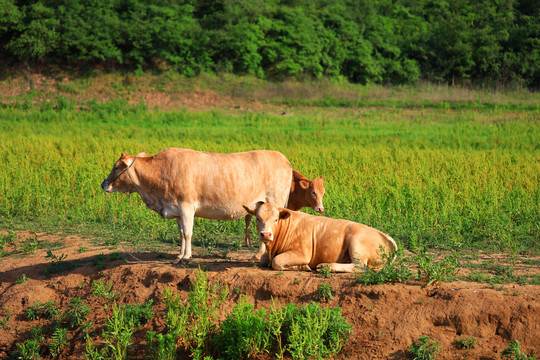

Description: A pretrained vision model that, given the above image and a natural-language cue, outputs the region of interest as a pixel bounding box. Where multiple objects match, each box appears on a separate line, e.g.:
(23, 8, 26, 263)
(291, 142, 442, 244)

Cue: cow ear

(136, 152, 147, 158)
(279, 209, 291, 220)
(299, 180, 310, 189)
(243, 204, 256, 216)
(319, 175, 324, 181)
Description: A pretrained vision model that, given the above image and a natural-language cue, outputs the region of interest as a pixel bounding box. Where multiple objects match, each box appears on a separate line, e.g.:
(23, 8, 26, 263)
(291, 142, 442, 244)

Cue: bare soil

(0, 230, 539, 360)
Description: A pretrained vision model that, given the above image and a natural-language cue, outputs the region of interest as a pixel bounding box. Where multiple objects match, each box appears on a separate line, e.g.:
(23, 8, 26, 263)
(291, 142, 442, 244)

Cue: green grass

(0, 91, 538, 256)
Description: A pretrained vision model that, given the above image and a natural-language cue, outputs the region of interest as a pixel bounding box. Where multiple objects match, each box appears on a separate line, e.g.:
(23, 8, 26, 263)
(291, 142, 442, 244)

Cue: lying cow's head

(243, 202, 291, 244)
(101, 152, 146, 193)
(299, 176, 325, 213)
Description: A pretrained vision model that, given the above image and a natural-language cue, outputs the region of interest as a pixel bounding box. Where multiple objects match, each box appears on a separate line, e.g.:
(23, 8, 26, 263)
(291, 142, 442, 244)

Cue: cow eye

(312, 191, 317, 197)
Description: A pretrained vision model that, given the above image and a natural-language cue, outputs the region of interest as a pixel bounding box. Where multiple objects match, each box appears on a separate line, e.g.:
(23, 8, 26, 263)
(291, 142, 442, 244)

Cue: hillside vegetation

(1, 0, 539, 88)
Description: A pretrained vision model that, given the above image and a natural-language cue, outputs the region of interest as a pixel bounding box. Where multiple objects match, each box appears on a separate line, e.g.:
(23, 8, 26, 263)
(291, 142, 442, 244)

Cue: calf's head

(101, 152, 146, 193)
(243, 202, 291, 244)
(299, 176, 325, 213)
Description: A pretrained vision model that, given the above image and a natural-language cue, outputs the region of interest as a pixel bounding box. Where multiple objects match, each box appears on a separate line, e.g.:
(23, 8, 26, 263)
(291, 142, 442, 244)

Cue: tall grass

(0, 104, 538, 252)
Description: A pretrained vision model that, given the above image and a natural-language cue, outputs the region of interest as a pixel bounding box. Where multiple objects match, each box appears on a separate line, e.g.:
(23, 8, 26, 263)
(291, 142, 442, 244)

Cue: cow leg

(244, 215, 252, 247)
(272, 252, 311, 271)
(249, 242, 267, 263)
(316, 263, 356, 273)
(174, 208, 195, 264)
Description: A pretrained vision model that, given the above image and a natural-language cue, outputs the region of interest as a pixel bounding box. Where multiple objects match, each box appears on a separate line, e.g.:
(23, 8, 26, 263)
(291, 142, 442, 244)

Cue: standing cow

(101, 148, 292, 264)
(243, 202, 398, 272)
(244, 169, 326, 247)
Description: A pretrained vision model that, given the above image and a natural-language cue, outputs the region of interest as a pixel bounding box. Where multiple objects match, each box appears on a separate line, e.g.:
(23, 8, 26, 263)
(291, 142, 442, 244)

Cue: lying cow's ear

(243, 205, 256, 215)
(299, 180, 310, 189)
(319, 176, 324, 181)
(279, 209, 291, 220)
(136, 152, 147, 158)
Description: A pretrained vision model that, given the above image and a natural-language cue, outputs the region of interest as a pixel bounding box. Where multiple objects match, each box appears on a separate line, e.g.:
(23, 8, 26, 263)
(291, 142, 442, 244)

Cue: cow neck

(130, 157, 160, 194)
(268, 213, 293, 263)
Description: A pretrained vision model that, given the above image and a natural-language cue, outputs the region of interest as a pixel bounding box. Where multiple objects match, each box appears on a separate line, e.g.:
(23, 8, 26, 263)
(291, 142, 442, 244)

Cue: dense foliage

(0, 0, 538, 88)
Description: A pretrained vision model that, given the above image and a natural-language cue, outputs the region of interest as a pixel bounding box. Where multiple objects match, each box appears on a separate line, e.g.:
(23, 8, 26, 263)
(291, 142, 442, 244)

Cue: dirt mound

(0, 231, 539, 359)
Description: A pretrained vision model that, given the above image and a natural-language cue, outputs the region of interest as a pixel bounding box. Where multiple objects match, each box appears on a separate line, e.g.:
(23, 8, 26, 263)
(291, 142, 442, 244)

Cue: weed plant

(414, 248, 460, 285)
(49, 327, 69, 357)
(146, 332, 177, 360)
(409, 336, 440, 360)
(211, 297, 271, 359)
(501, 340, 537, 360)
(283, 302, 352, 360)
(15, 274, 28, 284)
(62, 298, 91, 328)
(0, 308, 11, 329)
(456, 337, 476, 349)
(356, 246, 413, 285)
(318, 265, 333, 278)
(15, 339, 41, 360)
(316, 283, 333, 302)
(26, 301, 59, 321)
(92, 280, 122, 302)
(121, 300, 154, 327)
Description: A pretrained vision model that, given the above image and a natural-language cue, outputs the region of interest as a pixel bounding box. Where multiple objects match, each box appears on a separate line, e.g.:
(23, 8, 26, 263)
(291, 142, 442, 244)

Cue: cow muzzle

(314, 206, 324, 213)
(258, 231, 273, 243)
(101, 179, 113, 193)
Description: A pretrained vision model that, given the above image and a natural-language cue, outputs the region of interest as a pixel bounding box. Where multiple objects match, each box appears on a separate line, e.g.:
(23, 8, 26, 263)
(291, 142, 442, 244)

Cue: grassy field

(0, 75, 538, 257)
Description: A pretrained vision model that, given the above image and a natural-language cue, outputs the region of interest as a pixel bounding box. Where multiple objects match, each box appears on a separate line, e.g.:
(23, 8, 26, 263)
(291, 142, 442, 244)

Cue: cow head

(101, 152, 146, 193)
(299, 176, 325, 213)
(243, 202, 291, 244)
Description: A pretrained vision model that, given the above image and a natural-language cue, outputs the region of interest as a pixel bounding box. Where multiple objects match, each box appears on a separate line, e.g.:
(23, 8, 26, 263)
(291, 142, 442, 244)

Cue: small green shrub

(21, 235, 39, 254)
(15, 274, 28, 284)
(409, 336, 440, 360)
(63, 298, 91, 328)
(121, 300, 154, 327)
(85, 303, 134, 360)
(502, 340, 536, 360)
(211, 297, 270, 359)
(15, 339, 41, 360)
(146, 332, 177, 360)
(92, 280, 121, 302)
(414, 249, 460, 285)
(284, 302, 352, 360)
(318, 265, 333, 278)
(316, 283, 333, 302)
(456, 337, 476, 349)
(0, 308, 11, 329)
(356, 246, 413, 285)
(26, 301, 59, 320)
(49, 327, 69, 357)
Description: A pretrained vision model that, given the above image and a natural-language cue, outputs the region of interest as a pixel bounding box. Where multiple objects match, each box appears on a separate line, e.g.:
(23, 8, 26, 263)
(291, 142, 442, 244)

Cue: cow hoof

(173, 256, 191, 265)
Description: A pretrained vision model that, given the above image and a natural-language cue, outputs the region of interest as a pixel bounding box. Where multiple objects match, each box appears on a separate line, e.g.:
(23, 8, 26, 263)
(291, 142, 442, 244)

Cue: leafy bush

(146, 332, 177, 360)
(283, 302, 352, 360)
(315, 283, 333, 302)
(456, 337, 476, 349)
(502, 340, 536, 360)
(26, 301, 58, 320)
(62, 298, 91, 328)
(409, 336, 440, 360)
(49, 327, 69, 357)
(356, 245, 413, 285)
(211, 297, 271, 359)
(121, 300, 154, 327)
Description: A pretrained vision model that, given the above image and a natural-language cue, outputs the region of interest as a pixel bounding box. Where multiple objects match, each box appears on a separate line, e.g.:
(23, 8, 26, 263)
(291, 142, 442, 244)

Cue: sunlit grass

(0, 102, 538, 254)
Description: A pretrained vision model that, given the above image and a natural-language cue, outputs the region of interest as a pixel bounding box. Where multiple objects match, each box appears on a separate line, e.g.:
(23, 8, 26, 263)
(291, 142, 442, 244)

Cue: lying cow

(243, 202, 397, 272)
(101, 148, 292, 263)
(244, 169, 325, 247)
